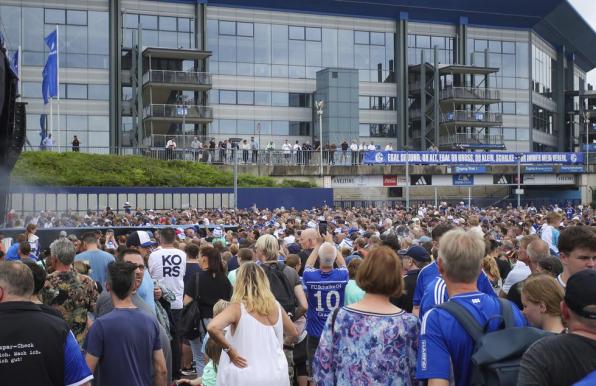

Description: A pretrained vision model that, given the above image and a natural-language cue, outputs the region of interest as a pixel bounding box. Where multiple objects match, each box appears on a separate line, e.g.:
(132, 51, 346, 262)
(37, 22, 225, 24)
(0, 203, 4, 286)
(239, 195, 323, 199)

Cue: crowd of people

(0, 202, 595, 386)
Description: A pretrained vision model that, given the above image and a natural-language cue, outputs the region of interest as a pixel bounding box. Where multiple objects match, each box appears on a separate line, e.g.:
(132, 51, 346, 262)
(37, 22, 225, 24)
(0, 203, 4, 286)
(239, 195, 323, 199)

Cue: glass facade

(532, 44, 555, 98)
(359, 123, 397, 138)
(359, 96, 396, 110)
(467, 38, 529, 90)
(408, 34, 454, 65)
(122, 13, 195, 49)
(210, 119, 311, 136)
(208, 19, 395, 83)
(211, 90, 312, 107)
(533, 105, 556, 136)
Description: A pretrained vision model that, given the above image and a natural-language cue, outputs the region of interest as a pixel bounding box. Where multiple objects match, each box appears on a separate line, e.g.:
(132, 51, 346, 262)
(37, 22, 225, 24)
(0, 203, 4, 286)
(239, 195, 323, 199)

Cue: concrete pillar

(396, 13, 409, 148)
(109, 0, 122, 151)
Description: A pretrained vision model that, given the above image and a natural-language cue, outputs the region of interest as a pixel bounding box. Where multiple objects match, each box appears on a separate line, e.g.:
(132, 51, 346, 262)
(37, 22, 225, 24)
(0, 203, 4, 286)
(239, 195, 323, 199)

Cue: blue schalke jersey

(302, 267, 349, 338)
(417, 292, 526, 386)
(413, 261, 440, 306)
(419, 273, 497, 317)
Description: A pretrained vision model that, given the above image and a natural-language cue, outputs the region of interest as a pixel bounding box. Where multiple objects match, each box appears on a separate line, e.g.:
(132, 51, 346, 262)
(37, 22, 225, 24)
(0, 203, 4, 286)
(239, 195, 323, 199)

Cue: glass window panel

(359, 96, 369, 109)
(502, 77, 516, 89)
(140, 15, 158, 30)
(370, 45, 385, 70)
(354, 31, 369, 45)
(255, 64, 271, 77)
(488, 40, 501, 53)
(305, 41, 321, 67)
(142, 30, 159, 46)
(289, 26, 305, 40)
(359, 69, 370, 82)
(219, 62, 236, 75)
(338, 29, 354, 67)
(178, 32, 191, 49)
(67, 84, 87, 99)
(516, 42, 529, 78)
(370, 32, 385, 46)
(88, 131, 109, 147)
(488, 53, 501, 68)
(517, 102, 529, 115)
(67, 115, 88, 131)
(289, 40, 305, 66)
(65, 25, 87, 53)
(359, 124, 370, 137)
(22, 81, 41, 98)
(1, 6, 22, 48)
(64, 54, 87, 68)
(123, 14, 138, 28)
(159, 16, 177, 31)
(502, 102, 516, 114)
(306, 27, 321, 41)
(158, 31, 177, 47)
(502, 54, 515, 76)
(45, 9, 65, 24)
(322, 28, 338, 67)
(237, 22, 253, 37)
(254, 23, 271, 63)
(272, 121, 289, 135)
(474, 39, 487, 52)
(289, 66, 306, 79)
(24, 8, 44, 52)
(219, 35, 236, 61)
(237, 36, 254, 62)
(255, 91, 271, 106)
(271, 64, 288, 77)
(178, 18, 191, 32)
(219, 119, 236, 134)
(88, 12, 109, 54)
(237, 120, 254, 135)
(237, 62, 254, 76)
(272, 92, 288, 107)
(237, 91, 254, 105)
(517, 128, 529, 140)
(416, 35, 430, 48)
(355, 45, 369, 69)
(219, 90, 236, 104)
(219, 20, 235, 35)
(503, 128, 516, 140)
(502, 41, 515, 54)
(88, 84, 109, 100)
(272, 25, 289, 65)
(306, 66, 319, 79)
(67, 10, 87, 25)
(431, 36, 445, 49)
(256, 121, 271, 135)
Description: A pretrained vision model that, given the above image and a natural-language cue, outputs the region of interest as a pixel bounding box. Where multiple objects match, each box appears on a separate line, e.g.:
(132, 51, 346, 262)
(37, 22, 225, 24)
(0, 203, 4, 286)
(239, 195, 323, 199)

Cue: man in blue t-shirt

(74, 232, 115, 288)
(85, 261, 167, 386)
(302, 236, 348, 375)
(417, 229, 526, 386)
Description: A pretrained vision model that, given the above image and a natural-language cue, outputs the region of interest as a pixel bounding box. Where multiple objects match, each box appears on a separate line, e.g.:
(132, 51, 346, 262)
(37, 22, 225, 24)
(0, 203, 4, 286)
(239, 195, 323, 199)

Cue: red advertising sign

(383, 175, 398, 186)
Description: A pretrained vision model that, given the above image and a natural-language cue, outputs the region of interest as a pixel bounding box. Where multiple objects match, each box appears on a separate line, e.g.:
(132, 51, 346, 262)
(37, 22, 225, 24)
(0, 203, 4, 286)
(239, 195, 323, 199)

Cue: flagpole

(56, 25, 61, 151)
(17, 45, 22, 101)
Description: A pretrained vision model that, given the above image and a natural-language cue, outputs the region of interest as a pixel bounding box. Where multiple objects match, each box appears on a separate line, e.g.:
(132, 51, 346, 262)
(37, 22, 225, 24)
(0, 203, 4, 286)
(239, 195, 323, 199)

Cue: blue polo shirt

(302, 267, 349, 338)
(419, 273, 496, 317)
(417, 292, 526, 386)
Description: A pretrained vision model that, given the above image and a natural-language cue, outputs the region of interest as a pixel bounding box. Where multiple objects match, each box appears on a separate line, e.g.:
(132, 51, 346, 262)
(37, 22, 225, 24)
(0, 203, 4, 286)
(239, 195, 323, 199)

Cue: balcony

(143, 104, 213, 122)
(440, 133, 505, 150)
(441, 110, 502, 127)
(143, 70, 212, 90)
(439, 87, 500, 105)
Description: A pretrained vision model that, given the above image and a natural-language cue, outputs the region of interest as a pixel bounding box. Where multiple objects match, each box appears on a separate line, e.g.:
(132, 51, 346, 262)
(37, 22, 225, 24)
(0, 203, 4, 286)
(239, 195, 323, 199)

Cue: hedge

(11, 152, 316, 188)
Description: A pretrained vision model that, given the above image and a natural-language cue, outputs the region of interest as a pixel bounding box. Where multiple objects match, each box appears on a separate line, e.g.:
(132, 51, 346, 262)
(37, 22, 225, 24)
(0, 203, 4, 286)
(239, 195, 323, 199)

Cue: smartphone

(319, 220, 328, 237)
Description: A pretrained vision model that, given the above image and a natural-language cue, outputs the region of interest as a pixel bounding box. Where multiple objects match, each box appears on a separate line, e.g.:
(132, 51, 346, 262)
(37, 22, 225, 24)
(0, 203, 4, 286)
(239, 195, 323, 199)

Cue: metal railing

(440, 133, 505, 146)
(143, 104, 213, 120)
(441, 110, 503, 125)
(142, 70, 212, 86)
(439, 87, 500, 102)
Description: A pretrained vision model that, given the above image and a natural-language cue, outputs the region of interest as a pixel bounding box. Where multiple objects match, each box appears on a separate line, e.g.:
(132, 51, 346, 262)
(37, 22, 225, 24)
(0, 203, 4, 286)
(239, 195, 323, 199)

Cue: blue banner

(453, 174, 474, 186)
(559, 166, 584, 173)
(454, 166, 486, 174)
(524, 165, 554, 173)
(363, 151, 584, 165)
(42, 30, 58, 104)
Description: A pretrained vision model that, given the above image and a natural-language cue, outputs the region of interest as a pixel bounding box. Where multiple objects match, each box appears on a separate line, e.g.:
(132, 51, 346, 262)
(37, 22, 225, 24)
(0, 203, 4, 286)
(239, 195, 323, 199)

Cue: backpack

(439, 298, 551, 386)
(179, 273, 207, 340)
(261, 262, 297, 317)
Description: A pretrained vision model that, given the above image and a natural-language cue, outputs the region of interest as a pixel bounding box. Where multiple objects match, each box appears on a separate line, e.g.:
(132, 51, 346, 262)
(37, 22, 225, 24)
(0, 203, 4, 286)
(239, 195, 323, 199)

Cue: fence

(334, 197, 582, 209)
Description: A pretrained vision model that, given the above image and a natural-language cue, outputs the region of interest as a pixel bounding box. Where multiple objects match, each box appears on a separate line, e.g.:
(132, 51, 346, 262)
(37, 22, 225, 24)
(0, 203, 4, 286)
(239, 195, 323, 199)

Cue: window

(123, 14, 138, 28)
(219, 21, 235, 35)
(237, 22, 254, 37)
(271, 92, 288, 107)
(289, 26, 305, 40)
(45, 9, 65, 24)
(354, 31, 369, 45)
(359, 96, 369, 109)
(306, 27, 321, 42)
(178, 18, 191, 32)
(237, 91, 254, 105)
(289, 121, 311, 136)
(289, 93, 312, 107)
(370, 32, 385, 46)
(219, 90, 236, 104)
(272, 121, 289, 135)
(67, 10, 87, 25)
(22, 81, 41, 98)
(502, 102, 516, 114)
(66, 84, 87, 99)
(159, 16, 177, 31)
(139, 15, 158, 30)
(88, 84, 109, 100)
(254, 91, 271, 105)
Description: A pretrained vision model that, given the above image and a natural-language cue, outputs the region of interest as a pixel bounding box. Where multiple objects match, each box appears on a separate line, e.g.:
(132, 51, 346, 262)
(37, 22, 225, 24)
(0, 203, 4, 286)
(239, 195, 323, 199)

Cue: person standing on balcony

(340, 140, 349, 164)
(219, 140, 227, 164)
(282, 140, 292, 164)
(42, 133, 54, 151)
(72, 135, 80, 152)
(241, 139, 250, 164)
(350, 140, 358, 165)
(208, 138, 216, 163)
(166, 137, 177, 161)
(226, 138, 233, 163)
(251, 136, 259, 164)
(191, 136, 202, 162)
(266, 141, 275, 165)
(329, 143, 337, 165)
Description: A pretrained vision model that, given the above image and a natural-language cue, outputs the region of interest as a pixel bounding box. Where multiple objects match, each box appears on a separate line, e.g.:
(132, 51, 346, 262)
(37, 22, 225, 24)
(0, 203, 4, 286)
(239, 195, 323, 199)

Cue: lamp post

(316, 100, 324, 176)
(514, 152, 523, 209)
(257, 122, 261, 163)
(405, 146, 411, 209)
(583, 111, 591, 170)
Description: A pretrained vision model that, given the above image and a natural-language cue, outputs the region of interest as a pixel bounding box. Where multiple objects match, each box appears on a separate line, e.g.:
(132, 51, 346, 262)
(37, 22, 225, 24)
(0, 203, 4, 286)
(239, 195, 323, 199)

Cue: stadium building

(1, 0, 595, 153)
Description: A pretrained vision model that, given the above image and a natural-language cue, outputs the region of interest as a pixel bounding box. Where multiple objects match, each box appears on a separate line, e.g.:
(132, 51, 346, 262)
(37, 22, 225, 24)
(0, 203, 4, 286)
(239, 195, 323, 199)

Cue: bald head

(0, 262, 34, 301)
(526, 239, 550, 264)
(301, 228, 318, 249)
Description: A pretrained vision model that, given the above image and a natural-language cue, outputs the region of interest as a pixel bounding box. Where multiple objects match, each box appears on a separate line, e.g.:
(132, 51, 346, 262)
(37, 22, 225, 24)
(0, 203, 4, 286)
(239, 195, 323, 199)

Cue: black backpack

(179, 273, 207, 340)
(439, 298, 550, 386)
(261, 262, 297, 317)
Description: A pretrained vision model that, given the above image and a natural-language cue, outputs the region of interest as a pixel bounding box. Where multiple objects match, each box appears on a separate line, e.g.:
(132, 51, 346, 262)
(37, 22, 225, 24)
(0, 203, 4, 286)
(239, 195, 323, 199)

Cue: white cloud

(569, 0, 596, 86)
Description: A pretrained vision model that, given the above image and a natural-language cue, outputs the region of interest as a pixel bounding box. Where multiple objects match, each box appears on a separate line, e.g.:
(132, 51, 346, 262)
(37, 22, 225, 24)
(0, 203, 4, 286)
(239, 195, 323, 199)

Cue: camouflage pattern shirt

(41, 268, 99, 345)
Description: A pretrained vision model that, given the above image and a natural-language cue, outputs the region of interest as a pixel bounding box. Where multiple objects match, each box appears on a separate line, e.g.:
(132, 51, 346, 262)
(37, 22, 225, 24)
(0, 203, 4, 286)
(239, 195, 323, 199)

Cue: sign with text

(383, 175, 398, 186)
(524, 165, 554, 173)
(364, 151, 584, 165)
(453, 174, 474, 186)
(453, 166, 487, 174)
(559, 166, 584, 173)
(494, 174, 523, 185)
(411, 175, 432, 185)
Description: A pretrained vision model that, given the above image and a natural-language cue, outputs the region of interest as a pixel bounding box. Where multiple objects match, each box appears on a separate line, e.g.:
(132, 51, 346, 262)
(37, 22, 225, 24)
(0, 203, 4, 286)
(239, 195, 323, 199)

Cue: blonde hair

(255, 234, 279, 261)
(213, 299, 230, 317)
(521, 274, 564, 317)
(232, 263, 277, 316)
(482, 256, 500, 281)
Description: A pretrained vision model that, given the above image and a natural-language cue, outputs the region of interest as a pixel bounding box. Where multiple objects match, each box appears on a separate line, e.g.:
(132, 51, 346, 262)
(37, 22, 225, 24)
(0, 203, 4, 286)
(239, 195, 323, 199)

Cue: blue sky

(570, 0, 596, 86)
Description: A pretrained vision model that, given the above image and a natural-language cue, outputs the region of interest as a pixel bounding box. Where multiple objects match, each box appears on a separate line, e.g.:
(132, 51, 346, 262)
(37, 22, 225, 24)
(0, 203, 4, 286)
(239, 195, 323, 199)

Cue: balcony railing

(440, 133, 505, 147)
(439, 87, 500, 102)
(143, 104, 213, 120)
(441, 110, 502, 125)
(142, 70, 212, 87)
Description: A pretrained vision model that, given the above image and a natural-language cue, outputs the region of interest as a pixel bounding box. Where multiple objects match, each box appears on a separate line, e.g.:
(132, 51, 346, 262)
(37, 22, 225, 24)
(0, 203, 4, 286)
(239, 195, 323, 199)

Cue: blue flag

(39, 114, 47, 148)
(42, 30, 58, 104)
(10, 50, 19, 76)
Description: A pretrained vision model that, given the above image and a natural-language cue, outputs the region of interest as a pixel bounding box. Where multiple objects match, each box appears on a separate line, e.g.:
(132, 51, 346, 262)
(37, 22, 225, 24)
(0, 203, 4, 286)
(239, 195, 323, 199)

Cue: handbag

(179, 273, 207, 340)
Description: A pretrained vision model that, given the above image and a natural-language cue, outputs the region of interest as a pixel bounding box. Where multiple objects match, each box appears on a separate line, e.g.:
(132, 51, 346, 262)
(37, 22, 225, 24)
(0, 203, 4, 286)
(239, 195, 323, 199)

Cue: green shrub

(11, 152, 316, 188)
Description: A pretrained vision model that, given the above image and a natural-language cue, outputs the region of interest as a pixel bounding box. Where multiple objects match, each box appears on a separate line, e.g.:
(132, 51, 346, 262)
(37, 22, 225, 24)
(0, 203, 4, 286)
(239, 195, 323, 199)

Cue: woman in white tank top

(207, 263, 297, 386)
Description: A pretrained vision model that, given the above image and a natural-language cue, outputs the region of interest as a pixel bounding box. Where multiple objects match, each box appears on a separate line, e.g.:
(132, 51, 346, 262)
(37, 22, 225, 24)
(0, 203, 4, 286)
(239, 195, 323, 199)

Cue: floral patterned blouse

(313, 306, 420, 386)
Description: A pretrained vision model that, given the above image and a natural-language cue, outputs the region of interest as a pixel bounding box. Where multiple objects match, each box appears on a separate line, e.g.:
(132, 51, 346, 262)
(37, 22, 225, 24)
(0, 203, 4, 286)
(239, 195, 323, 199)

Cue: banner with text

(363, 151, 584, 165)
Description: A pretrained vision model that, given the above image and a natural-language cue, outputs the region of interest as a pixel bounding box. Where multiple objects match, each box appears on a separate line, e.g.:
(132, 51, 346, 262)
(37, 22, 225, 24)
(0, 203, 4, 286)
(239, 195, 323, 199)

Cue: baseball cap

(126, 231, 157, 248)
(59, 230, 68, 238)
(398, 245, 431, 263)
(564, 270, 596, 319)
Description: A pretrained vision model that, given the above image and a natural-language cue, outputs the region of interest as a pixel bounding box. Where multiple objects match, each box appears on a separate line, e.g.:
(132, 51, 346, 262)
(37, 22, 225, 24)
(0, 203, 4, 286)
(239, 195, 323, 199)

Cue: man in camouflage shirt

(41, 238, 99, 346)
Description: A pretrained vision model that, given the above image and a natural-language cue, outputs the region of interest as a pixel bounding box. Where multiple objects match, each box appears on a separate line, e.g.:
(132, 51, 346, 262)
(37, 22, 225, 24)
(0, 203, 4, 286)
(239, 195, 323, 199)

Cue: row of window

(533, 105, 556, 135)
(210, 119, 311, 136)
(211, 90, 313, 107)
(123, 14, 194, 33)
(532, 44, 555, 99)
(359, 96, 397, 111)
(22, 82, 109, 100)
(359, 123, 397, 138)
(44, 8, 88, 26)
(26, 113, 110, 147)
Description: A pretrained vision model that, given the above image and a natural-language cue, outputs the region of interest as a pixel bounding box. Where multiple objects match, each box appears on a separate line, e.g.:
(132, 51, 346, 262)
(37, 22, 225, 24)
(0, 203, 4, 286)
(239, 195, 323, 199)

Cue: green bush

(11, 152, 316, 188)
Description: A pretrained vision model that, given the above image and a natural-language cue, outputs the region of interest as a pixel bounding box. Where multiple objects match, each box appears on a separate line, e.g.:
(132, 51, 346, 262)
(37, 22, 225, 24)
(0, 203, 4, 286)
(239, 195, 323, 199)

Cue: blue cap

(398, 245, 431, 262)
